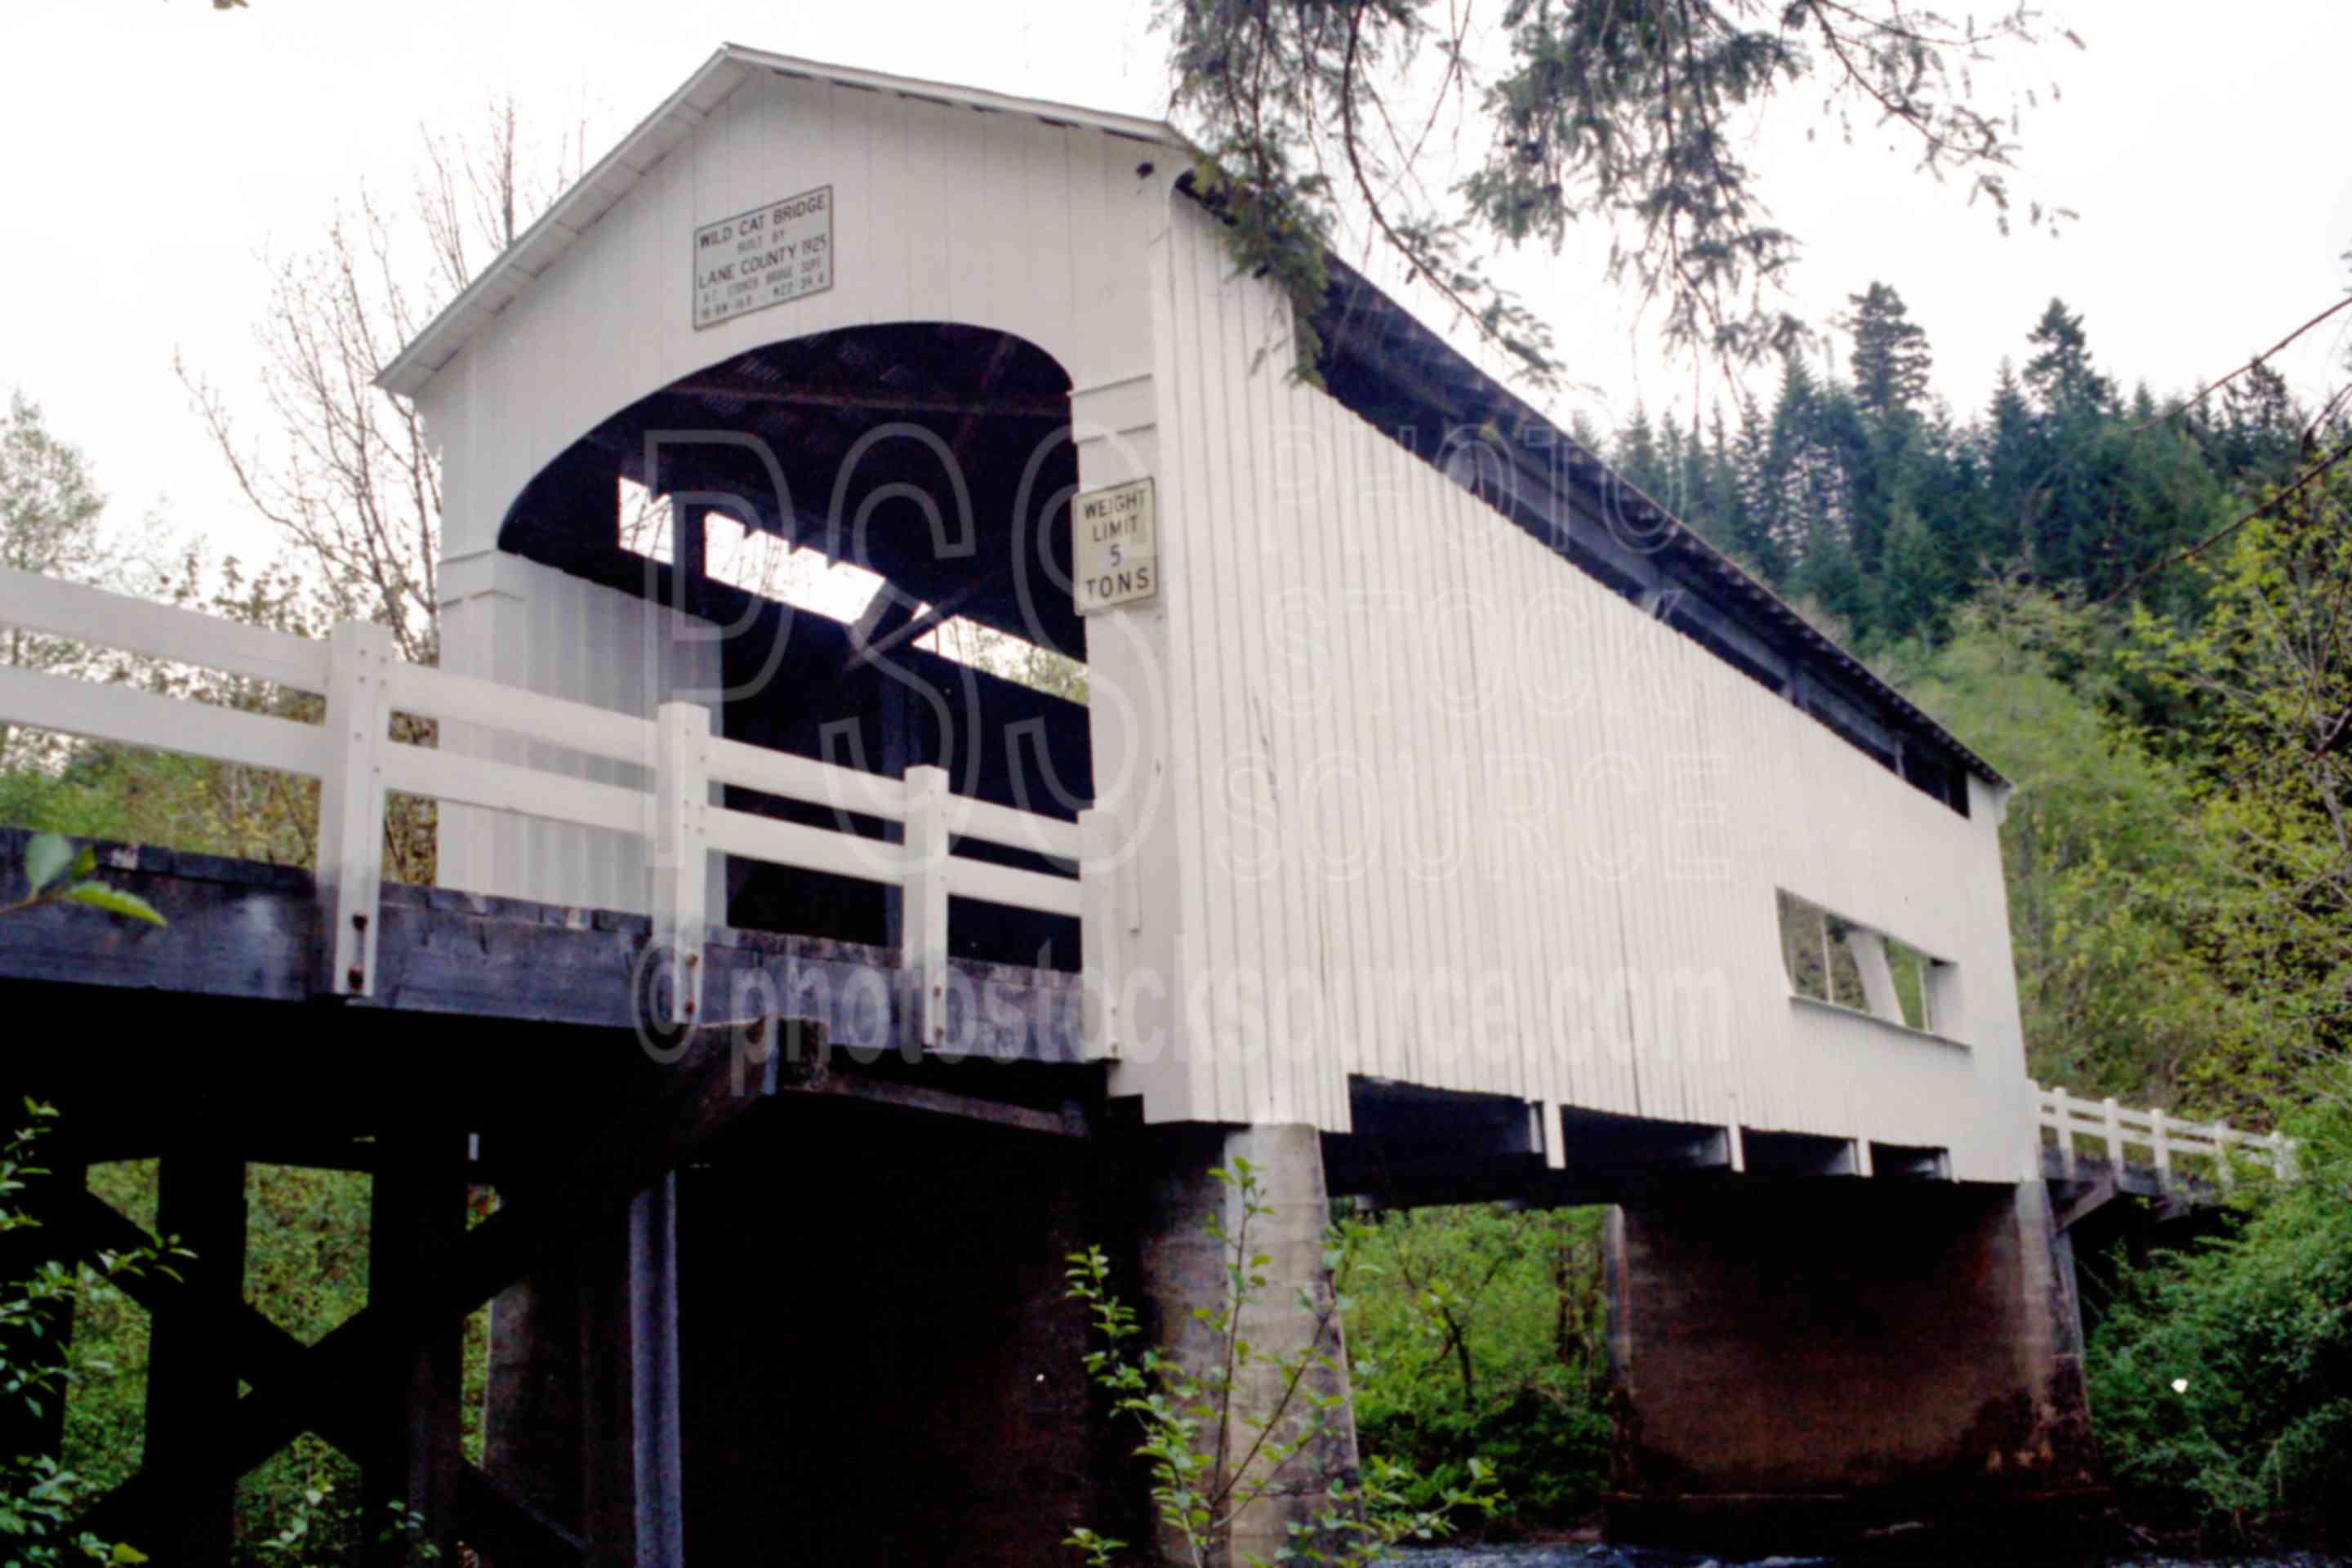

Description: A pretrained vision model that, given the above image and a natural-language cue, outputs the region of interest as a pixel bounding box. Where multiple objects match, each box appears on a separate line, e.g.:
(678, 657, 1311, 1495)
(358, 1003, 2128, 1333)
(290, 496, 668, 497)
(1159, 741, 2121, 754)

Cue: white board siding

(405, 60, 2031, 1173)
(421, 70, 1174, 562)
(436, 553, 718, 913)
(1147, 200, 2025, 1176)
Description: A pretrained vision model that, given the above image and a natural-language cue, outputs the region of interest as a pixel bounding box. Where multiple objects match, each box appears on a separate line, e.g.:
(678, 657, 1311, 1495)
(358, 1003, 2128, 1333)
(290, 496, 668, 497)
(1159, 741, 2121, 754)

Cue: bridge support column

(1131, 1124, 1361, 1566)
(1604, 1178, 2102, 1552)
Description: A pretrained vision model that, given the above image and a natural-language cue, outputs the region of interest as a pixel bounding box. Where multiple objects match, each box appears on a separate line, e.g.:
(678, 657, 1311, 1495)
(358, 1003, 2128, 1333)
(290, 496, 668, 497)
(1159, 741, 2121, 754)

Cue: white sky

(4, 1, 2349, 568)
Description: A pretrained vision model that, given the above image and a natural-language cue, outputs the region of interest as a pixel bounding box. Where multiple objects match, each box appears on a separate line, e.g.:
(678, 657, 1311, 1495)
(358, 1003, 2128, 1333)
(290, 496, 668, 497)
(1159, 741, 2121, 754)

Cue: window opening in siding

(1777, 890, 1949, 1035)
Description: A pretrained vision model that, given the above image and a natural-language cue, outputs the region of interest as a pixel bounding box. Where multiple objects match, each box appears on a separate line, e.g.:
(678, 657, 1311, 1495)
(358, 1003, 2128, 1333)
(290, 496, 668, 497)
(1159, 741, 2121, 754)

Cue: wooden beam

(142, 1147, 246, 1567)
(668, 381, 1067, 421)
(0, 831, 1084, 1069)
(366, 1134, 470, 1563)
(838, 577, 989, 674)
(51, 1189, 586, 1562)
(71, 1025, 819, 1553)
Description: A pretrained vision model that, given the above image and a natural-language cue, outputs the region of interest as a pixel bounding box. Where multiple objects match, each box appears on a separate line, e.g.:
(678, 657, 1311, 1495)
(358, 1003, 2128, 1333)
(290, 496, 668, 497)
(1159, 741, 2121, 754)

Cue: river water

(1388, 1545, 2348, 1567)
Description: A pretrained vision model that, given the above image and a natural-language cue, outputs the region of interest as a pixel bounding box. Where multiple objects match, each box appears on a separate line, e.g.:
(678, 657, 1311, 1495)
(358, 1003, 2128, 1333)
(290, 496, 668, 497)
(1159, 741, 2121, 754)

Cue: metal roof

(376, 46, 1183, 399)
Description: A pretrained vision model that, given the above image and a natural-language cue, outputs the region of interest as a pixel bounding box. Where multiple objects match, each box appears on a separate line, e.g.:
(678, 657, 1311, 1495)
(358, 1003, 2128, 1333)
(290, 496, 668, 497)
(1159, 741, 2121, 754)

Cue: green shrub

(2084, 1062, 2352, 1545)
(1341, 1205, 1610, 1534)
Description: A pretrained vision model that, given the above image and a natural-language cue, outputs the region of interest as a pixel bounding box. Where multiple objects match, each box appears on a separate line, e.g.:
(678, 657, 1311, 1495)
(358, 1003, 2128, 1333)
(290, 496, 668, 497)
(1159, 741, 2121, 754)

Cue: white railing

(0, 566, 1092, 1046)
(2034, 1083, 2296, 1187)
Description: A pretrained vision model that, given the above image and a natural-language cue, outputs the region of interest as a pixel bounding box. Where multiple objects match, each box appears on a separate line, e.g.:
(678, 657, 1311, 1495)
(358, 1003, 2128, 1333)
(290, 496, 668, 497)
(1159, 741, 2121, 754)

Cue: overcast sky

(4, 2, 2349, 568)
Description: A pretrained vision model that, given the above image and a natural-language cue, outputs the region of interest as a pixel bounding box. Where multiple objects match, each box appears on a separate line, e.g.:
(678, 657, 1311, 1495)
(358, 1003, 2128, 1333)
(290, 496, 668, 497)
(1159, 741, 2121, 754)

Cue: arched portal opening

(495, 322, 1090, 968)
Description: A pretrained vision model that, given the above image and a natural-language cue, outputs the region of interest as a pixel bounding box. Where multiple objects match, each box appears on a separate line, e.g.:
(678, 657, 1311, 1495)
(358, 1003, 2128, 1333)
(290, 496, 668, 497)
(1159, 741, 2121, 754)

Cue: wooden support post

(577, 1178, 684, 1568)
(483, 1259, 586, 1538)
(577, 1199, 633, 1563)
(2272, 1129, 2296, 1182)
(653, 701, 712, 1031)
(2100, 1097, 2123, 1163)
(144, 1148, 247, 1568)
(630, 1178, 684, 1568)
(2149, 1106, 2172, 1175)
(317, 621, 394, 997)
(674, 506, 708, 614)
(902, 764, 951, 1052)
(2212, 1119, 2235, 1192)
(365, 1134, 469, 1562)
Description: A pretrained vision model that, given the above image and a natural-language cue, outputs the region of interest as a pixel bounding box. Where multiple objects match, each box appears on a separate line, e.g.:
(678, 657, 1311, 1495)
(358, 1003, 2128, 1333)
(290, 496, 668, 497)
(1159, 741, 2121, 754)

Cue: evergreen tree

(1613, 407, 1668, 499)
(2023, 298, 2115, 423)
(1981, 361, 2043, 569)
(1840, 283, 1933, 425)
(1874, 501, 1952, 644)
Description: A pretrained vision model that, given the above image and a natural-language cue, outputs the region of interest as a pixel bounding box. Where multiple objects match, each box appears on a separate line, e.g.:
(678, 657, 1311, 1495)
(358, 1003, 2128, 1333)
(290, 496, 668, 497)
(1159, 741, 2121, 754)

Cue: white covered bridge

(0, 44, 2284, 1568)
(385, 43, 2022, 1173)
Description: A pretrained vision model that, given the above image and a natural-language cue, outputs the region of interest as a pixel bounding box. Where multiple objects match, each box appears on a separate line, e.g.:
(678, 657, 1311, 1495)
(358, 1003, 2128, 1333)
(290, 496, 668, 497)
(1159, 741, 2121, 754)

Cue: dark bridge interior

(497, 323, 1091, 969)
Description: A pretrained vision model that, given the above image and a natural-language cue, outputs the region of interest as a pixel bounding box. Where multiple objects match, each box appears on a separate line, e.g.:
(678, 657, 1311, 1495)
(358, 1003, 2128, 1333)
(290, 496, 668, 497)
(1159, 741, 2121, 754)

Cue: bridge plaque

(692, 186, 834, 329)
(1073, 478, 1158, 614)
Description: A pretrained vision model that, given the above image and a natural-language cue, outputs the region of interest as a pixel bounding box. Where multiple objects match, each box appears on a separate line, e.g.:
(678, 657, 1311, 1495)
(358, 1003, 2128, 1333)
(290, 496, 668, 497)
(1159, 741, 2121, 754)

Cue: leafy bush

(1065, 1160, 1503, 1566)
(1341, 1205, 1611, 1533)
(2084, 1062, 2352, 1546)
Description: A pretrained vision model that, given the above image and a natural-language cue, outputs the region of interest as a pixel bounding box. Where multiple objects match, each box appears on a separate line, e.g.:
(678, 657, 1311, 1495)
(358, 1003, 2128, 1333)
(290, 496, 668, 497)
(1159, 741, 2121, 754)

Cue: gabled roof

(382, 47, 2001, 796)
(376, 46, 1183, 399)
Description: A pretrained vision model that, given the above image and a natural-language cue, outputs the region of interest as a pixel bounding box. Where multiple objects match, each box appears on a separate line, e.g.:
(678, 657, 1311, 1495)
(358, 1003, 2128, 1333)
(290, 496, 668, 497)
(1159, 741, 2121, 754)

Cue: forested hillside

(1602, 285, 2346, 1120)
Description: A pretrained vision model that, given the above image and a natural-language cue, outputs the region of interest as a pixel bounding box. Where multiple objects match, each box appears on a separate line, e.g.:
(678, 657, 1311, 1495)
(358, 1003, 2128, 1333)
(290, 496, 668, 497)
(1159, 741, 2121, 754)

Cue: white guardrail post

(902, 765, 951, 1052)
(316, 621, 393, 997)
(2050, 1085, 2075, 1178)
(653, 702, 712, 1030)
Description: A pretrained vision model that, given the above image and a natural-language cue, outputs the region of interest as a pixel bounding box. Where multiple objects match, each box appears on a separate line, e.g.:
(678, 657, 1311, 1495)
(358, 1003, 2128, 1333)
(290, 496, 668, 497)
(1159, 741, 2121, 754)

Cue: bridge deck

(0, 827, 1080, 1061)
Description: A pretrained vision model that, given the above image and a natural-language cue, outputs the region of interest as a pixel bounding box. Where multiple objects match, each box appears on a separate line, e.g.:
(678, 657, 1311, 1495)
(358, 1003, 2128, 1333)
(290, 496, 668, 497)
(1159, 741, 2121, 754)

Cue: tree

(0, 396, 116, 768)
(1841, 282, 1933, 425)
(2023, 297, 2114, 425)
(2125, 457, 2352, 1114)
(1160, 0, 2074, 383)
(1872, 499, 1949, 644)
(1902, 585, 2237, 1105)
(176, 105, 593, 666)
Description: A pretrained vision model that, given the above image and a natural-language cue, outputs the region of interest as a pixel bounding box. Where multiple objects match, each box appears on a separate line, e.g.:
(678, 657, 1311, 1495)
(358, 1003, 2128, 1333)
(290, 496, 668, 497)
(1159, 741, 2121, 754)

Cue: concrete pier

(1603, 1178, 2103, 1552)
(1129, 1123, 1363, 1566)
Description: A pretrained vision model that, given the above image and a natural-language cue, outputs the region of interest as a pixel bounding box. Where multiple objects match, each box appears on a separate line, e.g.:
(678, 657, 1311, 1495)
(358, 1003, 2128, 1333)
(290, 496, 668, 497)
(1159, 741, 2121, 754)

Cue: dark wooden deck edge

(0, 830, 1080, 1065)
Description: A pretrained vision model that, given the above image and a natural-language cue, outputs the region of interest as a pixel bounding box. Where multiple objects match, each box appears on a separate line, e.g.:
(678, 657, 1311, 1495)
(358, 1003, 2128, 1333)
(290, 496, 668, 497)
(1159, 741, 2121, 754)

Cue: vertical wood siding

(437, 555, 716, 913)
(1149, 201, 2026, 1178)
